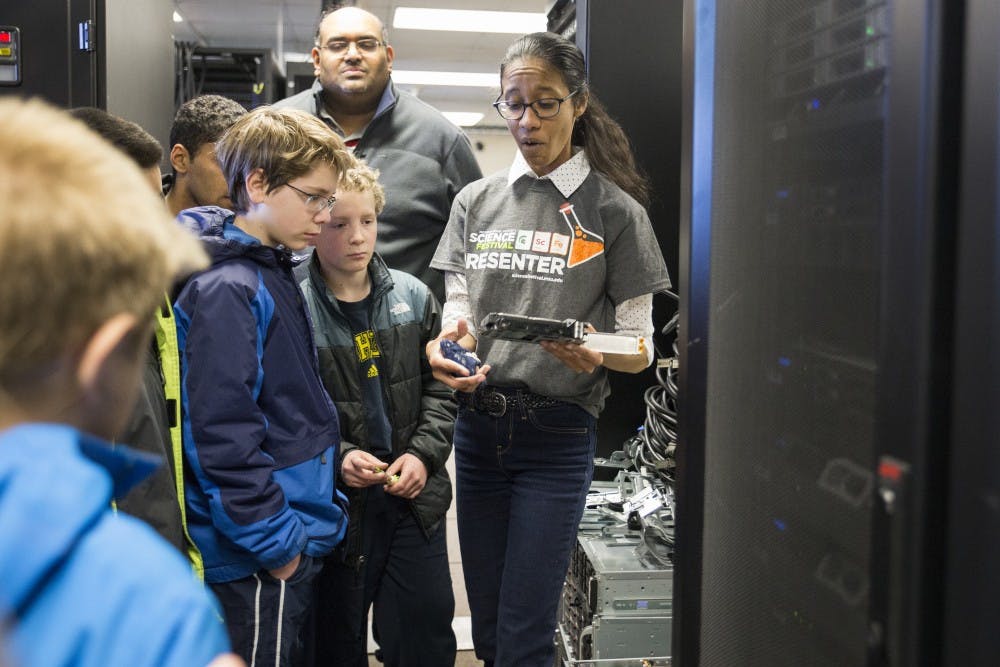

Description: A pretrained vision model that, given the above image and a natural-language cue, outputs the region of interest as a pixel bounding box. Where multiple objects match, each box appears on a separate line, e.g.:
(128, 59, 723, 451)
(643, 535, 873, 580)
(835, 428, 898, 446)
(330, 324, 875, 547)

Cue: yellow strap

(155, 294, 205, 580)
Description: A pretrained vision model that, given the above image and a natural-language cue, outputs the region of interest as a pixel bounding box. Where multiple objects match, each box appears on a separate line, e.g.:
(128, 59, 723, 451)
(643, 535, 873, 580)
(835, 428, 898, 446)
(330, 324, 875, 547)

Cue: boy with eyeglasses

(173, 106, 356, 667)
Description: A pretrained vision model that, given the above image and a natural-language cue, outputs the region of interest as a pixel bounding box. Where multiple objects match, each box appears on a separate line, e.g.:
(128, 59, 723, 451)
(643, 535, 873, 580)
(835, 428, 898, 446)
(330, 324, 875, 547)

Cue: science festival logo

(464, 203, 604, 281)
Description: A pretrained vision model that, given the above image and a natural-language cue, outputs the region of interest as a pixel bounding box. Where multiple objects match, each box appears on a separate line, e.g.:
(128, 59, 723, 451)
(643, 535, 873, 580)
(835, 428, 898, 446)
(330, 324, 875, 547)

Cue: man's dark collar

(310, 78, 397, 130)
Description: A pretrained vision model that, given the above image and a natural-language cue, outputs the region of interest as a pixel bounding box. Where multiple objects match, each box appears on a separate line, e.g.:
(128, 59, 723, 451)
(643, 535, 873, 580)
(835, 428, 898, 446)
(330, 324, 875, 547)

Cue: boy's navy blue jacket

(174, 207, 348, 583)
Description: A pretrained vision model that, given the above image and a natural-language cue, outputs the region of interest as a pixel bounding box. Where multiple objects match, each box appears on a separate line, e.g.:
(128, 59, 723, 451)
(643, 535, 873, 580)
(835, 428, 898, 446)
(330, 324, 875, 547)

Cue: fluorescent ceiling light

(393, 70, 497, 87)
(393, 7, 546, 34)
(442, 112, 484, 127)
(172, 10, 183, 23)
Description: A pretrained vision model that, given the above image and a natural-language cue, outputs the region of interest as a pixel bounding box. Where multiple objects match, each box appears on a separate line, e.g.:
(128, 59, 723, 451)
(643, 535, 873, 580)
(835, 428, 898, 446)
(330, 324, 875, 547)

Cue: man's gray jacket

(275, 80, 483, 301)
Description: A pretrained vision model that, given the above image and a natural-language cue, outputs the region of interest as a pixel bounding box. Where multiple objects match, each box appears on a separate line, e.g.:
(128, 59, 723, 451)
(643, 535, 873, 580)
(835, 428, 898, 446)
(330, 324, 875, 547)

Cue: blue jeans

(455, 397, 596, 666)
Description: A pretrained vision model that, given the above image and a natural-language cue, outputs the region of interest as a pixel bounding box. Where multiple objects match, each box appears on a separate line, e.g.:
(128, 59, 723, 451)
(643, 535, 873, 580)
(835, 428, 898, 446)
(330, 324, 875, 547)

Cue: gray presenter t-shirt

(431, 160, 671, 416)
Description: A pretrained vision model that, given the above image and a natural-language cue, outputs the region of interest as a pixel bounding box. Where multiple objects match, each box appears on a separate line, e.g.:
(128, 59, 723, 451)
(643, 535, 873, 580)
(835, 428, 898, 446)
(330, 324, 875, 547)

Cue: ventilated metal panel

(695, 1, 888, 664)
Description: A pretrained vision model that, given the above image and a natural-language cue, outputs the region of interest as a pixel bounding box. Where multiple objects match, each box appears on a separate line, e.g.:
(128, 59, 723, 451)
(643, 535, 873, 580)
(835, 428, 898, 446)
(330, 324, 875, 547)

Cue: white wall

(104, 0, 175, 168)
(464, 129, 518, 177)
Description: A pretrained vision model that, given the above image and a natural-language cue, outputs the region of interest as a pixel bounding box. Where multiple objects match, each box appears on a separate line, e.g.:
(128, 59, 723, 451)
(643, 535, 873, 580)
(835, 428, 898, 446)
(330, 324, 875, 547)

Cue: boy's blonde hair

(338, 163, 386, 214)
(0, 98, 208, 390)
(216, 106, 356, 213)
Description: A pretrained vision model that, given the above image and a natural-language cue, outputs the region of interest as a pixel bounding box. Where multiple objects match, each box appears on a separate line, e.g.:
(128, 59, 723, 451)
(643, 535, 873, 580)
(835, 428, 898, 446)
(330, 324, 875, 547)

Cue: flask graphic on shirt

(559, 202, 604, 267)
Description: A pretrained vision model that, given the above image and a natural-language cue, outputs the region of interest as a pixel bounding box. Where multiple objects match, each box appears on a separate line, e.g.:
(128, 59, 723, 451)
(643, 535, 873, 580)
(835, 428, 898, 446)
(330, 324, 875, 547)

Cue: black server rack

(676, 0, 993, 664)
(0, 0, 174, 156)
(546, 0, 684, 457)
(0, 0, 97, 107)
(942, 0, 1000, 663)
(284, 60, 316, 98)
(175, 46, 286, 110)
(684, 2, 888, 663)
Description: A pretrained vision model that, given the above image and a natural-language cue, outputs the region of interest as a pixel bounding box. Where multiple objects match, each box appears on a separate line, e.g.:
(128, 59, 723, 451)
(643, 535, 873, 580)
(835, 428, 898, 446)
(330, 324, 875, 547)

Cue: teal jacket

(298, 253, 456, 563)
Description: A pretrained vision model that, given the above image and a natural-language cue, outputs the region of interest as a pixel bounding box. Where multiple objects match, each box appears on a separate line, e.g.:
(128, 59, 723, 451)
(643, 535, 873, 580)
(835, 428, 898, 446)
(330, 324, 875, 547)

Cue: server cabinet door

(679, 0, 962, 664)
(0, 0, 96, 106)
(568, 0, 684, 457)
(944, 0, 1000, 663)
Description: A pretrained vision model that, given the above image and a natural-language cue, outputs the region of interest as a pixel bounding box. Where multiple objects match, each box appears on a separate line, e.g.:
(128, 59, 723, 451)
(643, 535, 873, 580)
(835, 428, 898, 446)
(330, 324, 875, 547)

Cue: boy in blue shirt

(0, 98, 238, 667)
(174, 106, 355, 666)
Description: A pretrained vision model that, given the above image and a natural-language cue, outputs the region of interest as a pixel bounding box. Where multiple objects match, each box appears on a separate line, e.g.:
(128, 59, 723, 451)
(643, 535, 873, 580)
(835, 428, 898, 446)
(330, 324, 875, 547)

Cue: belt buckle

(481, 390, 507, 417)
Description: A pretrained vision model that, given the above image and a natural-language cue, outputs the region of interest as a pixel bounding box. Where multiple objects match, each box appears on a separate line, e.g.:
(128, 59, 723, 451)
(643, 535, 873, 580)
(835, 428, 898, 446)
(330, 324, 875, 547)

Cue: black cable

(639, 321, 678, 485)
(593, 301, 680, 558)
(639, 510, 674, 568)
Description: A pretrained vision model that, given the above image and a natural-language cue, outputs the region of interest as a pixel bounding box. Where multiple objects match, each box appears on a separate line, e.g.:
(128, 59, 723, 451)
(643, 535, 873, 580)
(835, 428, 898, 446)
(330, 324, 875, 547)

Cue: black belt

(456, 386, 565, 417)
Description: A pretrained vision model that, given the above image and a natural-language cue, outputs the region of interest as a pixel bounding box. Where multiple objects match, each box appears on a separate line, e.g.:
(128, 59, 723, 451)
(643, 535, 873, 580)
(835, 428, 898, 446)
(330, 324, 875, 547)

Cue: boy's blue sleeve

(10, 514, 233, 667)
(176, 270, 307, 569)
(124, 580, 232, 667)
(109, 525, 234, 667)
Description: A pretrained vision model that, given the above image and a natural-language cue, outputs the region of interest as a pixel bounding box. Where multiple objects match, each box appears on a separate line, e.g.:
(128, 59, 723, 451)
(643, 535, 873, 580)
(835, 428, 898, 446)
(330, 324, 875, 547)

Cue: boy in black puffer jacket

(298, 163, 457, 667)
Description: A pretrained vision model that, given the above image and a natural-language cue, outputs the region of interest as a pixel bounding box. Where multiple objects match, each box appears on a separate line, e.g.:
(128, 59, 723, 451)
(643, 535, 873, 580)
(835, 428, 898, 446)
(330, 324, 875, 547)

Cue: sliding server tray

(557, 530, 672, 665)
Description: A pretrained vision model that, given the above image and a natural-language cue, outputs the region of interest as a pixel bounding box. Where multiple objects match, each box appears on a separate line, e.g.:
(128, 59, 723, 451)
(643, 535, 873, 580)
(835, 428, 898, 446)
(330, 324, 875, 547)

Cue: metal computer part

(480, 312, 641, 354)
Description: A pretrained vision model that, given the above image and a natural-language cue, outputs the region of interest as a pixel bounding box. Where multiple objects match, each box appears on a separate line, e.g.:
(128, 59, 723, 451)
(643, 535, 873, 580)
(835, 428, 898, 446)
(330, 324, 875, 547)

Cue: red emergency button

(0, 32, 11, 44)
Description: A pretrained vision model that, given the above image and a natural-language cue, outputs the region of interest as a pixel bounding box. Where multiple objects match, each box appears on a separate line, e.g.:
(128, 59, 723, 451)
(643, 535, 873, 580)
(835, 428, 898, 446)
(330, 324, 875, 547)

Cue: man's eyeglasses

(320, 39, 385, 55)
(285, 183, 337, 214)
(493, 89, 580, 121)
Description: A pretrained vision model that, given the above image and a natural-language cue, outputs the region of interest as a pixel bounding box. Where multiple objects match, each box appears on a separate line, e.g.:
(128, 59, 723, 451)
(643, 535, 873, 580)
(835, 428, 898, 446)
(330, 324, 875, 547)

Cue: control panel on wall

(0, 27, 21, 86)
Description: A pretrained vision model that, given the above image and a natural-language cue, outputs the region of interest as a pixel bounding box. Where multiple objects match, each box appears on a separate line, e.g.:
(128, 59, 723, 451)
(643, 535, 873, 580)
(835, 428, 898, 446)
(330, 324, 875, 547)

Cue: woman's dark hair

(500, 32, 650, 208)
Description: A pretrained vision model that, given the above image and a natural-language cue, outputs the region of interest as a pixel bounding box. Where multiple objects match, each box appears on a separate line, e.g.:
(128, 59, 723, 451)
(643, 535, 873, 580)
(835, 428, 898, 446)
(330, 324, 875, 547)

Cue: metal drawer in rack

(558, 532, 672, 664)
